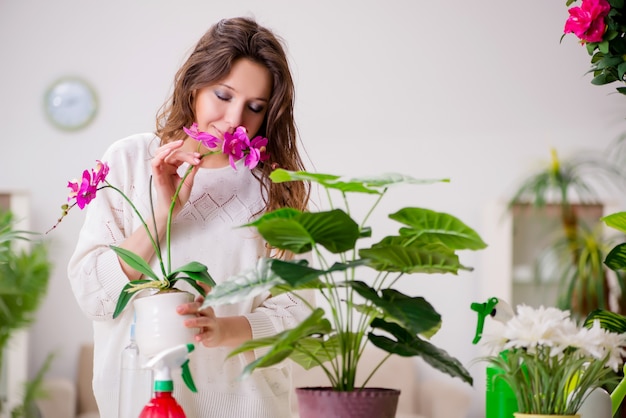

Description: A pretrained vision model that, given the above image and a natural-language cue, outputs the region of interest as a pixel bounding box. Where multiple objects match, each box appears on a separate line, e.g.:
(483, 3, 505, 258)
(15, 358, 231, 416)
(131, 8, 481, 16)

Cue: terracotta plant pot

(133, 291, 197, 358)
(295, 387, 400, 418)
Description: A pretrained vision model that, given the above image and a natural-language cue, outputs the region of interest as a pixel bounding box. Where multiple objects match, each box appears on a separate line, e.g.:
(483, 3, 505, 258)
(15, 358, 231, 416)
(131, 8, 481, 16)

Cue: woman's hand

(177, 290, 252, 348)
(151, 139, 201, 220)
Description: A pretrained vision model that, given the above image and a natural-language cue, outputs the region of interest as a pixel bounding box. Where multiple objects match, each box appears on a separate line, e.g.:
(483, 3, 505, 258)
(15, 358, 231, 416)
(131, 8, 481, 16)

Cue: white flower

(500, 305, 575, 355)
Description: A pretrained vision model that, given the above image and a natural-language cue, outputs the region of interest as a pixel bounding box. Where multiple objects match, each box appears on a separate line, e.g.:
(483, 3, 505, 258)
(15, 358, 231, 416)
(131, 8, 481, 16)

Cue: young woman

(68, 17, 312, 418)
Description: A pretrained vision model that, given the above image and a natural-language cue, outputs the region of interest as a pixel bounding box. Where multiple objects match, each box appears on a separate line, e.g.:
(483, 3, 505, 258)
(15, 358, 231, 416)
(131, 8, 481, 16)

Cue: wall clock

(44, 77, 98, 131)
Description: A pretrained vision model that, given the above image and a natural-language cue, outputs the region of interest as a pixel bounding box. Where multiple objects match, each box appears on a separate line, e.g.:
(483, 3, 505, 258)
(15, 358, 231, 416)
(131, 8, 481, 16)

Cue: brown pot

(295, 387, 400, 418)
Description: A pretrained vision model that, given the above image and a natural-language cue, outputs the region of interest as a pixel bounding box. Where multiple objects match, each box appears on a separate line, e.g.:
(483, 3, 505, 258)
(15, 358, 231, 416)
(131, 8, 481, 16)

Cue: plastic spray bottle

(471, 297, 517, 418)
(118, 322, 153, 418)
(139, 343, 197, 418)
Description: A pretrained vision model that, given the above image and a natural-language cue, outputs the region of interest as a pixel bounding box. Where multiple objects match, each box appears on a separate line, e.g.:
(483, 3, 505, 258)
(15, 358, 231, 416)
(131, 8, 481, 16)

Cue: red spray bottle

(139, 343, 197, 418)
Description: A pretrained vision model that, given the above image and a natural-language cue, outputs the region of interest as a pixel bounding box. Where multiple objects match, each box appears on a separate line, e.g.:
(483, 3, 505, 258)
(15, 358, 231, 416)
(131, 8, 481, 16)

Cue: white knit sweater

(67, 133, 313, 418)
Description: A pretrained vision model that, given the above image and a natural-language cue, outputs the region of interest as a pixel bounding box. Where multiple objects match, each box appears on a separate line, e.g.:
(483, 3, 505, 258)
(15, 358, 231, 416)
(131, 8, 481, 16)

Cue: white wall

(1, 1, 624, 417)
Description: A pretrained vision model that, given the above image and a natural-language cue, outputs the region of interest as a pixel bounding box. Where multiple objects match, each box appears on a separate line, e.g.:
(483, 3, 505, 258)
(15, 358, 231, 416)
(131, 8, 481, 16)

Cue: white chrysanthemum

(572, 320, 626, 371)
(501, 305, 575, 355)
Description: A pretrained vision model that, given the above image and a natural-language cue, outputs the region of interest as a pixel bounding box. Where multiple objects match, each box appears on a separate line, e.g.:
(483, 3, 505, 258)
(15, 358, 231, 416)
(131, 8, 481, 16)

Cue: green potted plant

(200, 169, 487, 417)
(507, 146, 626, 317)
(0, 210, 52, 416)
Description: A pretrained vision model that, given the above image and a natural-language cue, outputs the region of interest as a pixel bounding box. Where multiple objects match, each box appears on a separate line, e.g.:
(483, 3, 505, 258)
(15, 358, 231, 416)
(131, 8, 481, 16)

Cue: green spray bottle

(471, 297, 517, 418)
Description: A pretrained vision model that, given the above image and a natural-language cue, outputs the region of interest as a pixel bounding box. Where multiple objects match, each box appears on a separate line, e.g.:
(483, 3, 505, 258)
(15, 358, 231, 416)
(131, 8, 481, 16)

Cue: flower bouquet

(480, 304, 626, 415)
(563, 0, 626, 95)
(51, 124, 269, 318)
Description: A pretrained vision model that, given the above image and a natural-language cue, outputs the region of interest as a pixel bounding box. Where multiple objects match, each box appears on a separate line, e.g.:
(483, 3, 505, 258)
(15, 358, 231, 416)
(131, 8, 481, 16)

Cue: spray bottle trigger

(181, 359, 197, 393)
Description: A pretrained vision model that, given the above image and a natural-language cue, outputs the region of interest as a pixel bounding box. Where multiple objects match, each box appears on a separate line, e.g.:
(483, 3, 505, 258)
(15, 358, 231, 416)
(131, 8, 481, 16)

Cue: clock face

(45, 77, 98, 131)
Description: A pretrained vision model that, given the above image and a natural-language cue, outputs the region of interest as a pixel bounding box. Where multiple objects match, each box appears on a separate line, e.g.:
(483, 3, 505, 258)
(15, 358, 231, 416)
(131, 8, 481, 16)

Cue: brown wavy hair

(155, 17, 309, 214)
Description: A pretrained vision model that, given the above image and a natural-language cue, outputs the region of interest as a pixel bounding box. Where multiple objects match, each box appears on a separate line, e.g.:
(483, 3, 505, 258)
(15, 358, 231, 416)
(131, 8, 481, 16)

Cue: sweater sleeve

(67, 134, 156, 321)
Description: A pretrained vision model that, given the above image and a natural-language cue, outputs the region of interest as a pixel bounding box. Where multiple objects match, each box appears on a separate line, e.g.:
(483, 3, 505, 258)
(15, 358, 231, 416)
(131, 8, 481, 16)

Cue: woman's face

(194, 58, 272, 148)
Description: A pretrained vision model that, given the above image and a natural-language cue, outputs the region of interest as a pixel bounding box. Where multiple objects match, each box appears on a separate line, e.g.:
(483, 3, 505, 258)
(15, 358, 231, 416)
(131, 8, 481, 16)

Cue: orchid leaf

(391, 208, 487, 250)
(110, 245, 160, 281)
(368, 318, 473, 385)
(170, 261, 215, 287)
(175, 277, 210, 297)
(112, 280, 152, 319)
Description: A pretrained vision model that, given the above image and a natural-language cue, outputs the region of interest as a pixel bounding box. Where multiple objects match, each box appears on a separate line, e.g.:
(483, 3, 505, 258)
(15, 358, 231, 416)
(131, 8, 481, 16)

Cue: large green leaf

(200, 258, 286, 308)
(247, 209, 360, 254)
(391, 208, 487, 250)
(368, 318, 473, 385)
(270, 259, 367, 288)
(270, 169, 448, 194)
(228, 308, 331, 378)
(603, 212, 626, 234)
(360, 237, 468, 274)
(288, 334, 343, 370)
(110, 245, 160, 281)
(605, 242, 626, 271)
(351, 282, 441, 337)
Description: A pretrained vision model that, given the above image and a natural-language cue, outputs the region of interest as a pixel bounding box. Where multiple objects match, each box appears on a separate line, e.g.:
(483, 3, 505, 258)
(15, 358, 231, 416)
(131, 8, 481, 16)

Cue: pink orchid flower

(67, 161, 110, 209)
(245, 136, 270, 169)
(183, 123, 220, 149)
(222, 126, 251, 170)
(564, 0, 610, 43)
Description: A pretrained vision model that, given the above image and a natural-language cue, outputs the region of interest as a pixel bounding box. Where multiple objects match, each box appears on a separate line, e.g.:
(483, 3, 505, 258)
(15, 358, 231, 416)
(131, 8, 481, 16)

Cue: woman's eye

(215, 91, 230, 101)
(248, 104, 265, 114)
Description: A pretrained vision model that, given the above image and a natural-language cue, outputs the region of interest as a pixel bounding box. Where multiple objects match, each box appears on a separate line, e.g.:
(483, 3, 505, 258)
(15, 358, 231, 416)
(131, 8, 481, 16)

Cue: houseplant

(563, 0, 626, 95)
(0, 210, 52, 415)
(200, 169, 487, 416)
(507, 146, 626, 317)
(479, 304, 626, 416)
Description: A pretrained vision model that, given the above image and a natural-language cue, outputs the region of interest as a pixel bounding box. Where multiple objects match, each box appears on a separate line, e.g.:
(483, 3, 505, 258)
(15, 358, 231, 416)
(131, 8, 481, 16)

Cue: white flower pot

(133, 291, 197, 358)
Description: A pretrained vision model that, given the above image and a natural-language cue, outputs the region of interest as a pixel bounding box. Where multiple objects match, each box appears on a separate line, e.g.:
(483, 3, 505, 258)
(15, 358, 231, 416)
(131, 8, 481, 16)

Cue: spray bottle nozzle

(470, 297, 515, 344)
(146, 343, 197, 393)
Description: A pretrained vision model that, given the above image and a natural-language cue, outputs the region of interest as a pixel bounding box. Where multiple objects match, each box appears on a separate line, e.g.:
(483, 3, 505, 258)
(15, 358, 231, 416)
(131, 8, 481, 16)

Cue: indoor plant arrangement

(563, 0, 626, 95)
(200, 169, 487, 415)
(507, 145, 626, 317)
(50, 124, 269, 318)
(479, 304, 626, 416)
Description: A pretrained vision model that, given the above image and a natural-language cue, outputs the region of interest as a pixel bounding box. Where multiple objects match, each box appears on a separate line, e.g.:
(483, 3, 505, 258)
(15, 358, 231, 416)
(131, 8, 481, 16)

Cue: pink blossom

(222, 127, 251, 170)
(564, 0, 610, 43)
(67, 161, 110, 209)
(245, 136, 270, 169)
(183, 123, 220, 149)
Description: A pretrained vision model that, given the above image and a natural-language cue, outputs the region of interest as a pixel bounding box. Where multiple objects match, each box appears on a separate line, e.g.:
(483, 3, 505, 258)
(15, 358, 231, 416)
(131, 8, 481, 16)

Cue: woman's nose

(225, 105, 244, 132)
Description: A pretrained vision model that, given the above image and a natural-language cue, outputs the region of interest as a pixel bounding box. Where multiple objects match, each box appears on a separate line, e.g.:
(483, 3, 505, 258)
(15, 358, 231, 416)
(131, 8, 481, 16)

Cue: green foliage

(202, 170, 486, 390)
(0, 212, 51, 355)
